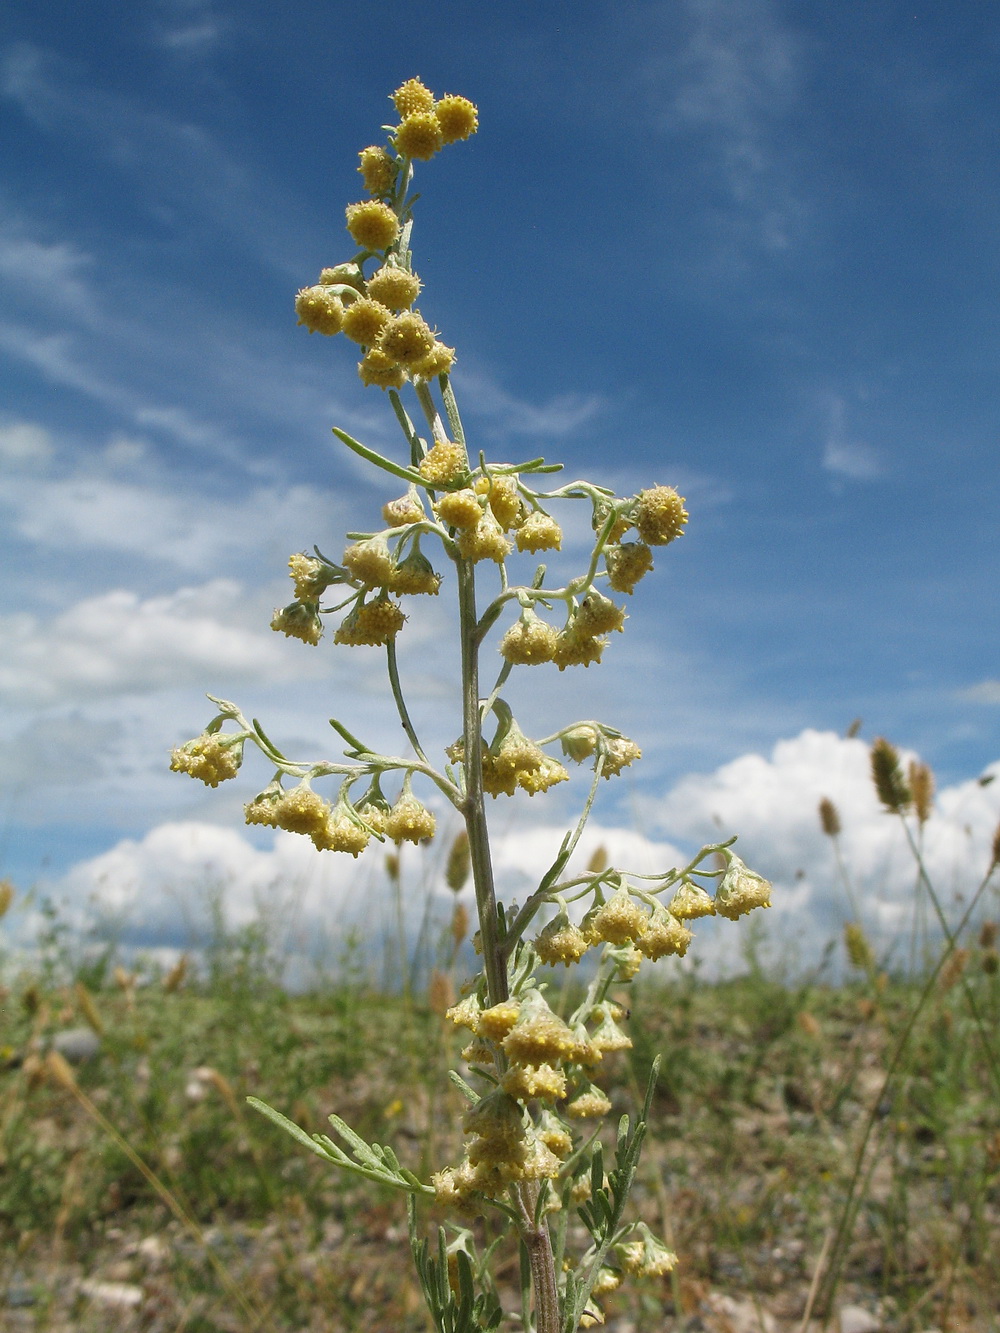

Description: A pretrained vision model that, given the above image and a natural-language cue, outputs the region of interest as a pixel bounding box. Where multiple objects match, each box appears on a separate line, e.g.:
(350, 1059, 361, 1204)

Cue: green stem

(456, 556, 507, 1007)
(440, 372, 467, 448)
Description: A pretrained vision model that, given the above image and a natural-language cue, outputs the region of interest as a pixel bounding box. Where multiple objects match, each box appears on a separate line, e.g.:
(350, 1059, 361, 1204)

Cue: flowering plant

(172, 77, 771, 1333)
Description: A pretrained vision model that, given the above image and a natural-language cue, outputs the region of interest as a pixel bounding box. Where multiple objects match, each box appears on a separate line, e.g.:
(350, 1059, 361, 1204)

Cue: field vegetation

(2, 869, 999, 1333)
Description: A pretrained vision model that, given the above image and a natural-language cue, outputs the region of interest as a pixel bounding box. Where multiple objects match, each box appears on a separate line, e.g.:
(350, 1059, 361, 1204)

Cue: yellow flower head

(560, 725, 599, 762)
(475, 474, 521, 529)
(357, 145, 397, 194)
(294, 285, 344, 336)
(591, 888, 649, 945)
(395, 112, 443, 162)
(389, 547, 441, 595)
(435, 94, 479, 143)
(537, 1111, 573, 1159)
(576, 591, 626, 636)
(333, 598, 406, 646)
(477, 999, 521, 1041)
(600, 735, 642, 778)
(463, 1089, 525, 1145)
(637, 905, 692, 960)
(499, 609, 558, 665)
(605, 541, 654, 594)
(551, 627, 606, 670)
(379, 311, 436, 365)
(385, 791, 436, 844)
(456, 510, 512, 564)
(270, 601, 323, 645)
(169, 733, 243, 787)
(445, 993, 483, 1032)
(517, 755, 569, 796)
(410, 340, 456, 379)
(435, 488, 484, 529)
(520, 1136, 563, 1181)
(342, 297, 392, 346)
(345, 200, 400, 251)
(502, 990, 578, 1066)
(288, 552, 335, 601)
(515, 511, 563, 553)
(616, 1224, 677, 1279)
(382, 492, 426, 527)
(418, 439, 468, 485)
(358, 348, 406, 390)
(312, 808, 371, 857)
(668, 881, 716, 920)
(273, 785, 331, 838)
(392, 77, 435, 118)
(565, 1084, 613, 1119)
(714, 855, 772, 919)
(244, 788, 282, 827)
(588, 1003, 632, 1053)
(342, 534, 396, 587)
(533, 907, 590, 966)
(366, 264, 422, 310)
(501, 1062, 568, 1103)
(633, 485, 688, 546)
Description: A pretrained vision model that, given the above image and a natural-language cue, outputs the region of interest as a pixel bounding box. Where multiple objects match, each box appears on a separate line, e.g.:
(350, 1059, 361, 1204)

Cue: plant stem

(456, 555, 507, 1008)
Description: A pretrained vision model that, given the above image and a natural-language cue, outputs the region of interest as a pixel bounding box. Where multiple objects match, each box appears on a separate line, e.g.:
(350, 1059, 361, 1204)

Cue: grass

(2, 906, 999, 1332)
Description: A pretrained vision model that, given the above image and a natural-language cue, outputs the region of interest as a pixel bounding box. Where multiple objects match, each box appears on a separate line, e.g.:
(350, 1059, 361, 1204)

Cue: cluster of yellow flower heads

(436, 986, 625, 1209)
(241, 779, 436, 857)
(294, 78, 476, 392)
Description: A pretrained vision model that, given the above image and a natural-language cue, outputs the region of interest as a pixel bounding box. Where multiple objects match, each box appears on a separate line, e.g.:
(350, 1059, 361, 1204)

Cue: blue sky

(1, 0, 998, 963)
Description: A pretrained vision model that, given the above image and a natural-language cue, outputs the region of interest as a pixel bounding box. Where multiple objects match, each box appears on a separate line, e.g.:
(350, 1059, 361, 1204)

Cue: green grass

(2, 920, 999, 1332)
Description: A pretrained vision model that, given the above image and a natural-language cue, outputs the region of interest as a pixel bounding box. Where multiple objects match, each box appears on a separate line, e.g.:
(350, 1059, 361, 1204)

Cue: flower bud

(667, 881, 715, 920)
(342, 297, 392, 346)
(456, 511, 512, 564)
(385, 791, 436, 844)
(319, 262, 365, 290)
(633, 486, 687, 546)
(366, 264, 422, 310)
(534, 905, 590, 967)
(499, 608, 558, 665)
(502, 990, 577, 1066)
(270, 600, 323, 645)
(714, 855, 772, 920)
(170, 733, 243, 787)
(357, 146, 396, 194)
(605, 541, 654, 594)
(515, 511, 562, 553)
(435, 488, 484, 529)
(295, 285, 344, 335)
(345, 200, 400, 252)
(343, 534, 396, 587)
(333, 598, 406, 646)
(591, 889, 649, 945)
(616, 1223, 677, 1278)
(418, 439, 467, 485)
(379, 311, 436, 366)
(392, 77, 435, 118)
(636, 905, 692, 960)
(565, 1083, 612, 1119)
(382, 492, 426, 527)
(410, 340, 456, 379)
(435, 94, 479, 143)
(358, 348, 406, 389)
(395, 112, 443, 161)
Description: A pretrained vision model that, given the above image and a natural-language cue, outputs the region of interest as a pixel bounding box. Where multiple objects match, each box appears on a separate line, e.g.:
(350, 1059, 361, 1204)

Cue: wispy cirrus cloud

(821, 395, 887, 480)
(643, 0, 806, 253)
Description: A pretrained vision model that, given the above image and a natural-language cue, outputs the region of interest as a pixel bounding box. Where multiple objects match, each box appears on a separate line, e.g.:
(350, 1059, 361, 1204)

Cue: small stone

(839, 1306, 881, 1333)
(77, 1279, 143, 1310)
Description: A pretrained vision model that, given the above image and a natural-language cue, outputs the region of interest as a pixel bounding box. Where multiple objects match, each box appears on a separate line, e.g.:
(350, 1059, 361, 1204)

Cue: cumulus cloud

(648, 728, 1000, 961)
(26, 728, 1000, 981)
(0, 580, 317, 706)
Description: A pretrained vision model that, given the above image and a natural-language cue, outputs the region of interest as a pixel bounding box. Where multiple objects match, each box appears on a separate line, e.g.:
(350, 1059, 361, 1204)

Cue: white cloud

(0, 580, 314, 706)
(958, 680, 1000, 706)
(821, 398, 886, 480)
(649, 728, 1000, 958)
(0, 456, 343, 573)
(647, 0, 805, 251)
(0, 419, 53, 467)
